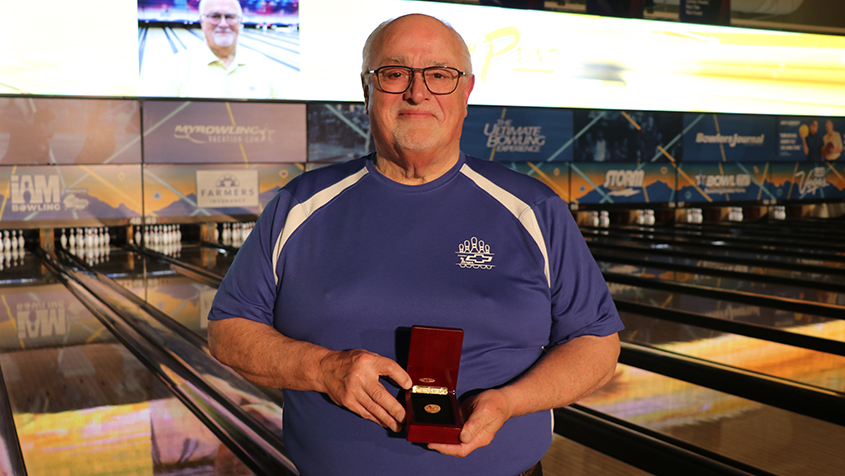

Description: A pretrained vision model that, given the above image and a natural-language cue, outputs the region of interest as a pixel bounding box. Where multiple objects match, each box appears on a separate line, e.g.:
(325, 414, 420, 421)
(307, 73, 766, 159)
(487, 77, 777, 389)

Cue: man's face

(363, 15, 474, 156)
(201, 0, 241, 49)
(826, 121, 834, 133)
(810, 121, 818, 135)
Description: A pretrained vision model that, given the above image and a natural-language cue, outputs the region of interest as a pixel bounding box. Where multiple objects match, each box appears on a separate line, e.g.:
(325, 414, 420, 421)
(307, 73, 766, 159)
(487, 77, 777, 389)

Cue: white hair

(199, 0, 243, 17)
(361, 14, 472, 76)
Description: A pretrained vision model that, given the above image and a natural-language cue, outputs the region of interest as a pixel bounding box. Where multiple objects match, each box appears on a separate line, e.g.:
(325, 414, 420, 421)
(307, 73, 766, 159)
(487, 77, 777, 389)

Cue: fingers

(319, 349, 409, 432)
(428, 390, 511, 458)
(380, 358, 413, 390)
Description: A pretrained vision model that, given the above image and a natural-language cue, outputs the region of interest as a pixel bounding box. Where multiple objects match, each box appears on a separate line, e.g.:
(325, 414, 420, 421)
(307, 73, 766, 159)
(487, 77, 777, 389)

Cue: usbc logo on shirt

(456, 237, 495, 270)
(196, 170, 259, 208)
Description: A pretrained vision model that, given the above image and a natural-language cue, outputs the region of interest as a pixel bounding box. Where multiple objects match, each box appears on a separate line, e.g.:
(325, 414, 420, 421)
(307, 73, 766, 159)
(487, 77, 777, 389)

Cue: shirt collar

(201, 42, 246, 69)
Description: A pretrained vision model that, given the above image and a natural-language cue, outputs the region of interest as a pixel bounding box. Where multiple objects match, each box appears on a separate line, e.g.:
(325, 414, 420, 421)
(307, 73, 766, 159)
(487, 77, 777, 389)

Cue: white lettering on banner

(695, 133, 766, 147)
(484, 119, 546, 153)
(795, 167, 828, 196)
(16, 301, 67, 339)
(10, 174, 63, 212)
(604, 169, 644, 188)
(695, 173, 751, 188)
(196, 170, 259, 208)
(173, 125, 275, 145)
(605, 169, 644, 197)
(693, 172, 752, 194)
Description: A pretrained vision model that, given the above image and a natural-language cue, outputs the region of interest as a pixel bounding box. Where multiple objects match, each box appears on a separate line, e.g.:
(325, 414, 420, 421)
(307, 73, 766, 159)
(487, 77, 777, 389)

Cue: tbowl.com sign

(462, 107, 573, 162)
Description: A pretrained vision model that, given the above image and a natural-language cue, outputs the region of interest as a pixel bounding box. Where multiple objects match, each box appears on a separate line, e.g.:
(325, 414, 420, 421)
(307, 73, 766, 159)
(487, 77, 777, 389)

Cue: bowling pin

(599, 211, 609, 228)
(60, 229, 68, 248)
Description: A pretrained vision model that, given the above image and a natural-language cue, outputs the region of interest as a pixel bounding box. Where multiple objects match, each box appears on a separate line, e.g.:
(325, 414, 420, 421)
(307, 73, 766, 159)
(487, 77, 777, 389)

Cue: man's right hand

(318, 349, 413, 432)
(209, 318, 412, 431)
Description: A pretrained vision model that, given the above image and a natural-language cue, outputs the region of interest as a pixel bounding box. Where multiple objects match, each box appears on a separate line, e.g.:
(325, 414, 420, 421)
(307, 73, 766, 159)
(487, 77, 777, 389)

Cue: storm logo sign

(10, 174, 62, 212)
(604, 169, 644, 197)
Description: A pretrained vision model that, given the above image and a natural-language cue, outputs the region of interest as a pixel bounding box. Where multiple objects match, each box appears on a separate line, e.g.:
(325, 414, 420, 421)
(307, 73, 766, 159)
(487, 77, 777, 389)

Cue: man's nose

(404, 71, 430, 103)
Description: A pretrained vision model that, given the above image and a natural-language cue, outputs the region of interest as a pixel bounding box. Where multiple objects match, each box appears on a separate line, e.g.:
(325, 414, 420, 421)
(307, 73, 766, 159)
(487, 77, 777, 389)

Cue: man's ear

(463, 74, 475, 107)
(362, 75, 370, 113)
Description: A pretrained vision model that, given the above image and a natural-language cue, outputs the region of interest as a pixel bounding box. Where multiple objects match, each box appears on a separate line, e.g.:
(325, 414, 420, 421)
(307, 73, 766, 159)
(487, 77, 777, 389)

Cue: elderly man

(144, 0, 292, 99)
(209, 14, 622, 476)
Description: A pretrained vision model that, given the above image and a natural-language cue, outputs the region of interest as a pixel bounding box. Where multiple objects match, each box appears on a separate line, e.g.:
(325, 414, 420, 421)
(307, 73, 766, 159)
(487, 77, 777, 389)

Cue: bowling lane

(675, 219, 845, 244)
(172, 243, 237, 278)
(598, 260, 845, 307)
(584, 234, 845, 275)
(61, 244, 222, 342)
(541, 434, 651, 476)
(0, 260, 261, 476)
(608, 282, 843, 342)
(589, 242, 845, 288)
(590, 227, 845, 261)
(618, 311, 845, 393)
(579, 363, 845, 476)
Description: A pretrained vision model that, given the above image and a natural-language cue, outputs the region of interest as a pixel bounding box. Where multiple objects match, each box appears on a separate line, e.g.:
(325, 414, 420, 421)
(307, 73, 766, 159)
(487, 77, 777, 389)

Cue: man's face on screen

(201, 0, 241, 50)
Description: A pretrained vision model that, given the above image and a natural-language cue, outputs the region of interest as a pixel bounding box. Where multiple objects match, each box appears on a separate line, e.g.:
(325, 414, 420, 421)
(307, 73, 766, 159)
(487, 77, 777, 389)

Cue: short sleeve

(208, 189, 295, 326)
(537, 196, 624, 346)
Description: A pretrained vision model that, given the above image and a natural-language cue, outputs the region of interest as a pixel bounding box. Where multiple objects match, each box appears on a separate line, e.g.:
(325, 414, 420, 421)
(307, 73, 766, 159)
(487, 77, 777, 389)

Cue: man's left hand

(427, 388, 511, 458)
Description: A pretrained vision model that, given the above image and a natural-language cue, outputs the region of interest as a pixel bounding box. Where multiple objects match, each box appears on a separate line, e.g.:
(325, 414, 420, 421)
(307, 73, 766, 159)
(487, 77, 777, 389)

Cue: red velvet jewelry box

(404, 325, 464, 444)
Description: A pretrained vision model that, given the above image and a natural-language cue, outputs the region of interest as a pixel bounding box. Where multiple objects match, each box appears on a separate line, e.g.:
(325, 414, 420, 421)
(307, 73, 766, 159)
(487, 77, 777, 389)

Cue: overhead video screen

(2, 0, 845, 116)
(138, 0, 301, 99)
(301, 0, 845, 115)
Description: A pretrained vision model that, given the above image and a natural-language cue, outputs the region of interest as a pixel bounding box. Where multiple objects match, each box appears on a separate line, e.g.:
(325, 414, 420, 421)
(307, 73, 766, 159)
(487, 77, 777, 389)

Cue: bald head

(199, 0, 243, 17)
(362, 14, 472, 76)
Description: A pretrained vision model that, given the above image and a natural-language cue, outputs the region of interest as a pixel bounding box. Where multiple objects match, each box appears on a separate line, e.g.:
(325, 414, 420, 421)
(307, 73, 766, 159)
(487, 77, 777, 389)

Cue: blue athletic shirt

(210, 153, 624, 476)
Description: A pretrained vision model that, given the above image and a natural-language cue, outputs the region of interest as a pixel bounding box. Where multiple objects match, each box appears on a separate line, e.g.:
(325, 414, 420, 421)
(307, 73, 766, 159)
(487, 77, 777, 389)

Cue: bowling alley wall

(1, 0, 845, 230)
(1, 96, 843, 231)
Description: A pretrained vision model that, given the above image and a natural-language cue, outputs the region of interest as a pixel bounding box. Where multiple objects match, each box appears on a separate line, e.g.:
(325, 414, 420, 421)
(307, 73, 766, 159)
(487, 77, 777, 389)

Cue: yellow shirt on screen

(146, 43, 294, 99)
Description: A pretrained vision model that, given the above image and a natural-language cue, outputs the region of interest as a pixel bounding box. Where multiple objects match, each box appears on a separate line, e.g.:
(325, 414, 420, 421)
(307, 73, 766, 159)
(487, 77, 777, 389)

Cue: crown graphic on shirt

(456, 237, 495, 270)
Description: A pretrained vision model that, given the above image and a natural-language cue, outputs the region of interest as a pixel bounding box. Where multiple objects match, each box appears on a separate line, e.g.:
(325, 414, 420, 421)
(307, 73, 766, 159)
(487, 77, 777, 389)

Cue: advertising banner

(0, 98, 141, 165)
(676, 162, 770, 204)
(683, 113, 777, 162)
(502, 162, 570, 203)
(573, 110, 681, 163)
(0, 165, 143, 226)
(462, 106, 573, 162)
(570, 163, 675, 205)
(144, 163, 302, 219)
(766, 162, 834, 202)
(778, 117, 845, 163)
(142, 101, 306, 163)
(307, 103, 373, 163)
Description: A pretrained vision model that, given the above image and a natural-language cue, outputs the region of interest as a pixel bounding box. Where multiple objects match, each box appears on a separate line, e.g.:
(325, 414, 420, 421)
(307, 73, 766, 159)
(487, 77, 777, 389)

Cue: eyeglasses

(204, 13, 241, 25)
(367, 66, 467, 95)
